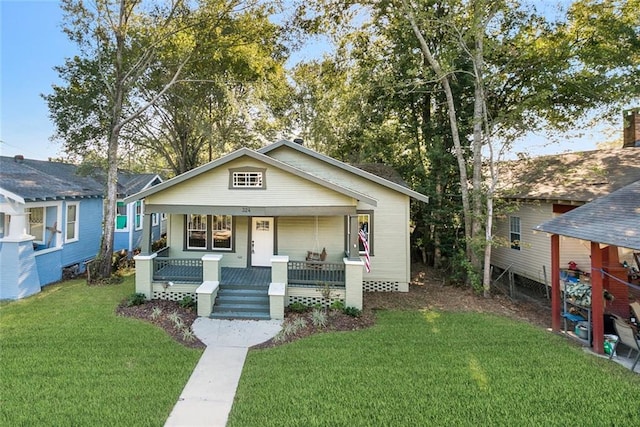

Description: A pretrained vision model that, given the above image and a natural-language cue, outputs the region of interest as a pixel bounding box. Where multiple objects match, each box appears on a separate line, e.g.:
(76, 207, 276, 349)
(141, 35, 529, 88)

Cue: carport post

(551, 234, 561, 332)
(591, 242, 605, 355)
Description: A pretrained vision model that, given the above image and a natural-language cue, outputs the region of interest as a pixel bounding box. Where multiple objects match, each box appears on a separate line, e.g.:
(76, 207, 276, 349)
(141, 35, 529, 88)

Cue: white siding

(277, 216, 344, 263)
(492, 202, 592, 283)
(269, 148, 411, 285)
(166, 214, 248, 268)
(147, 158, 355, 208)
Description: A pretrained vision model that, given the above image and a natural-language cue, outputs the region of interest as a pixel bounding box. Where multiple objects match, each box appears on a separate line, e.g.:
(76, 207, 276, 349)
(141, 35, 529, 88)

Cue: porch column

(591, 242, 604, 355)
(344, 257, 364, 310)
(271, 255, 289, 285)
(8, 212, 29, 238)
(134, 253, 156, 298)
(551, 234, 561, 332)
(202, 254, 223, 282)
(348, 215, 360, 260)
(140, 213, 153, 255)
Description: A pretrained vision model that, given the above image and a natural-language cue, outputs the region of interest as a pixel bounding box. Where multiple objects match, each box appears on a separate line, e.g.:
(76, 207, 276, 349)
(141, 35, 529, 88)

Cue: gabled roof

(0, 156, 103, 201)
(496, 148, 640, 203)
(259, 140, 429, 203)
(534, 180, 640, 250)
(123, 148, 379, 206)
(117, 173, 162, 197)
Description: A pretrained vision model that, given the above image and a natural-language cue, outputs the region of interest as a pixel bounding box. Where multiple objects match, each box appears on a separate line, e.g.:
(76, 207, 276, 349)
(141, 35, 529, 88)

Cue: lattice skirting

(152, 290, 197, 302)
(287, 286, 346, 308)
(363, 280, 401, 292)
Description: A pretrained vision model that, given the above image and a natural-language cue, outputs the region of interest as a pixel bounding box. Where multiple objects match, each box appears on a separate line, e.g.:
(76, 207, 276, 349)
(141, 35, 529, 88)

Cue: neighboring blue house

(0, 155, 164, 300)
(0, 155, 103, 299)
(113, 172, 164, 254)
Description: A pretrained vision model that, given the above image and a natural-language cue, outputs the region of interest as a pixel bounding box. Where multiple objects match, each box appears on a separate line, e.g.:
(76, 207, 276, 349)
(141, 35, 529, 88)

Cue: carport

(535, 180, 640, 355)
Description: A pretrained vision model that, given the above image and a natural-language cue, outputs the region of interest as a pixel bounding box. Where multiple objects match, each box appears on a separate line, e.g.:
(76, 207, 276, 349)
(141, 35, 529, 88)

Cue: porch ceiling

(144, 203, 357, 216)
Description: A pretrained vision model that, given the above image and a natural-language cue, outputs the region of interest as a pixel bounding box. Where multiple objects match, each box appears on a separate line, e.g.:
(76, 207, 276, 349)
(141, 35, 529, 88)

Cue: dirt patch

(116, 264, 551, 350)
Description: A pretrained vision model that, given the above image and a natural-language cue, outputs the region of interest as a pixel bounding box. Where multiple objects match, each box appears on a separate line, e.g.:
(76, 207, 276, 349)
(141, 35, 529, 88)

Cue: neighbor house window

(134, 201, 143, 230)
(27, 207, 45, 242)
(229, 167, 266, 189)
(116, 201, 128, 230)
(510, 216, 521, 250)
(357, 212, 374, 255)
(185, 214, 234, 251)
(152, 213, 159, 226)
(65, 203, 79, 242)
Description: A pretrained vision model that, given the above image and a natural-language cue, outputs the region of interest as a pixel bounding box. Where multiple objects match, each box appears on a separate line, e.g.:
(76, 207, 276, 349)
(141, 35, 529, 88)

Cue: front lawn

(229, 310, 640, 426)
(0, 276, 202, 426)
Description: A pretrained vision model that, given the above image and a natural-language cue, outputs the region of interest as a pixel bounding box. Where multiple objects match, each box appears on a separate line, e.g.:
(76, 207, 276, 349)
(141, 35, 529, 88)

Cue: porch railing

(155, 246, 170, 258)
(153, 257, 203, 283)
(288, 260, 345, 287)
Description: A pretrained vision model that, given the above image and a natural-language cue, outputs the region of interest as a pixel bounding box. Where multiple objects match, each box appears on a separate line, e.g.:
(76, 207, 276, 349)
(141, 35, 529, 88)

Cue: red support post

(551, 234, 561, 332)
(591, 242, 604, 355)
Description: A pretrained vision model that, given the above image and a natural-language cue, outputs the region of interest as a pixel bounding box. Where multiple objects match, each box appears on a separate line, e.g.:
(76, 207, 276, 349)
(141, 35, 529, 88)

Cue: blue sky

(0, 0, 623, 161)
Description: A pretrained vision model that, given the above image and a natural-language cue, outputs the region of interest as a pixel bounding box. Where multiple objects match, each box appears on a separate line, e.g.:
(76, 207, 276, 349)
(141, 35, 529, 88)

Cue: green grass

(0, 276, 202, 426)
(229, 310, 640, 426)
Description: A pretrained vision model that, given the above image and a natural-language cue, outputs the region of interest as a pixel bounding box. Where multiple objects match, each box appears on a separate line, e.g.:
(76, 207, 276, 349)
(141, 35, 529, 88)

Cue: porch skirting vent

(364, 281, 401, 292)
(153, 289, 197, 302)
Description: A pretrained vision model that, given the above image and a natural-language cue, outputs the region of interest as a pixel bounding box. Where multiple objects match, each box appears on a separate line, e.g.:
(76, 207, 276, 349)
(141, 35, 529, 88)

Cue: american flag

(358, 229, 371, 273)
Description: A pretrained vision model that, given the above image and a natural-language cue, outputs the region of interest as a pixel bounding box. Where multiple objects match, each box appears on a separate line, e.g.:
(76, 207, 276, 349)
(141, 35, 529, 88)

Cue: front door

(251, 217, 274, 267)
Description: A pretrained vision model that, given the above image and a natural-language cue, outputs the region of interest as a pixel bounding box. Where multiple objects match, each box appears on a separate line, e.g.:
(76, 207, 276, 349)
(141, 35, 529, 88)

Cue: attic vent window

(229, 167, 267, 189)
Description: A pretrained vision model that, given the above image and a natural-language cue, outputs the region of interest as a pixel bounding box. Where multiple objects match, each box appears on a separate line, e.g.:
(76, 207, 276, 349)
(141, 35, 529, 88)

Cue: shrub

(288, 302, 308, 313)
(179, 296, 196, 310)
(343, 306, 362, 318)
(330, 300, 345, 310)
(181, 328, 195, 342)
(125, 293, 146, 307)
(168, 311, 183, 328)
(311, 308, 327, 328)
(150, 307, 162, 320)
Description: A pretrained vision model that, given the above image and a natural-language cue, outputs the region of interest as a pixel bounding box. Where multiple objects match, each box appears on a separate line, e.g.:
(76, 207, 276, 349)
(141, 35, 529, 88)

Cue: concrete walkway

(164, 318, 282, 427)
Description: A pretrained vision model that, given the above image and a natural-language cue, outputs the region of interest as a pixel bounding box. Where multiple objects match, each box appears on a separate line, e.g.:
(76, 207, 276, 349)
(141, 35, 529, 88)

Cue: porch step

(211, 283, 270, 320)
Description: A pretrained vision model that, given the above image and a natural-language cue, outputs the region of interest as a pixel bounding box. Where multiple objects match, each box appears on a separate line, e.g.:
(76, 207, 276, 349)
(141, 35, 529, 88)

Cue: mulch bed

(116, 264, 551, 350)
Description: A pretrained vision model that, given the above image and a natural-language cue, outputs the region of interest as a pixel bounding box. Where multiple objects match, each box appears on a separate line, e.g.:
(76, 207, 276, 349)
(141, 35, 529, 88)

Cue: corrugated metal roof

(497, 148, 640, 202)
(534, 180, 640, 250)
(0, 156, 104, 201)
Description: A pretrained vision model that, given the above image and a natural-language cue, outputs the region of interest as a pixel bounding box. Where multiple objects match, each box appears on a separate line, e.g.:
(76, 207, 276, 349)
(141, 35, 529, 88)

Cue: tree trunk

(401, 1, 473, 258)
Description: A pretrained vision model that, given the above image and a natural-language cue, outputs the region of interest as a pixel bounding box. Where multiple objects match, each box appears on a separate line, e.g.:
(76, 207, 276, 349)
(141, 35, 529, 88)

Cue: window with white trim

(212, 215, 232, 250)
(229, 167, 266, 189)
(65, 203, 79, 242)
(233, 171, 263, 188)
(187, 214, 207, 249)
(152, 213, 159, 226)
(510, 216, 521, 250)
(27, 207, 45, 242)
(134, 201, 143, 230)
(185, 214, 234, 251)
(116, 201, 128, 230)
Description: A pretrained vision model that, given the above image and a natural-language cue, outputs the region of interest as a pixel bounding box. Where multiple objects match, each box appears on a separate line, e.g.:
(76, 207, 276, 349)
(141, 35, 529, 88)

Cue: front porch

(134, 251, 363, 320)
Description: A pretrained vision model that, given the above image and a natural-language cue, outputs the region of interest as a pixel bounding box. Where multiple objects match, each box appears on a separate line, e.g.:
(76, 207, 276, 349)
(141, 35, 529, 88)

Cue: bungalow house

(113, 172, 165, 254)
(124, 139, 429, 319)
(492, 110, 640, 288)
(0, 155, 103, 299)
(535, 180, 640, 356)
(0, 155, 164, 300)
